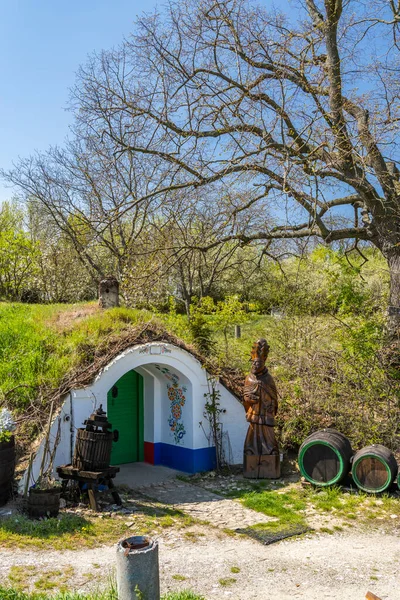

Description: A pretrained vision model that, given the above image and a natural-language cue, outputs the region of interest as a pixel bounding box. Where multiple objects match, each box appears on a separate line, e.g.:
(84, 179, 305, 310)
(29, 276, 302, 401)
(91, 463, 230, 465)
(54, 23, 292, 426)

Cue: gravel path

(1, 475, 399, 599)
(137, 480, 275, 528)
(0, 525, 399, 599)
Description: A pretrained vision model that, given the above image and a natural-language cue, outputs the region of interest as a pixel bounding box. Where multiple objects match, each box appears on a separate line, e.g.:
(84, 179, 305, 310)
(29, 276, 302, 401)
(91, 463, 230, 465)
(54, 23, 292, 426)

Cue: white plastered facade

(20, 342, 246, 491)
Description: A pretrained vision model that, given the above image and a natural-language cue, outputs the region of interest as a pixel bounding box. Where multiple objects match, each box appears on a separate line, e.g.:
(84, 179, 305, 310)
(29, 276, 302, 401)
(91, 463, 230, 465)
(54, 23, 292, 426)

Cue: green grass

(0, 302, 156, 412)
(210, 475, 400, 532)
(0, 587, 205, 600)
(239, 489, 308, 532)
(319, 527, 334, 534)
(0, 301, 270, 419)
(162, 593, 205, 600)
(0, 505, 194, 550)
(0, 589, 117, 600)
(218, 578, 236, 587)
(0, 301, 341, 416)
(1, 294, 398, 483)
(305, 486, 400, 522)
(1, 299, 396, 458)
(0, 513, 130, 550)
(0, 301, 249, 446)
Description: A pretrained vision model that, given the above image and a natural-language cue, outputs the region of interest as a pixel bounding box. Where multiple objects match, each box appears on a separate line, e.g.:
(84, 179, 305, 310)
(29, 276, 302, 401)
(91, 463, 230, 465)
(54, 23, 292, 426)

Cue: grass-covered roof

(0, 302, 242, 464)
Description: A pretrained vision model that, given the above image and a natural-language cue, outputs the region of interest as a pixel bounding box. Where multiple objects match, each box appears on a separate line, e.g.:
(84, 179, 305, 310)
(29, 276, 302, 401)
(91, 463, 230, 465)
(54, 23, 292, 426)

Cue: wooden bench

(56, 464, 121, 511)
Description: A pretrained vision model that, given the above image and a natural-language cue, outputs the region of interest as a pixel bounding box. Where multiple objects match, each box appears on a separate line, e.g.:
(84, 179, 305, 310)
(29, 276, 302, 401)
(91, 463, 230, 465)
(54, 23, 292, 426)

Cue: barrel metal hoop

(299, 440, 345, 486)
(352, 453, 391, 493)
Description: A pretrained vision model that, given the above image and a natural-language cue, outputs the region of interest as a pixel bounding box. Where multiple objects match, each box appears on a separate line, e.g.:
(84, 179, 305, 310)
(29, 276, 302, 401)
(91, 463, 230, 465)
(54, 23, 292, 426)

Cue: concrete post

(234, 325, 241, 339)
(116, 536, 160, 600)
(99, 276, 119, 309)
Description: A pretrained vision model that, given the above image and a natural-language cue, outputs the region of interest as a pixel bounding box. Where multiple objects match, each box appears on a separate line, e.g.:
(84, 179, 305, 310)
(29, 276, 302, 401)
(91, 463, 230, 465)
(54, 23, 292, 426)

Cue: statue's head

(250, 338, 269, 373)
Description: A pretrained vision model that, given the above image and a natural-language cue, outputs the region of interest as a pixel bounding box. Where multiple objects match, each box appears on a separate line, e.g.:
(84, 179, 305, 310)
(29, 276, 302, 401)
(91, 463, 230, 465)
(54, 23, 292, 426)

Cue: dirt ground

(1, 463, 399, 599)
(52, 303, 100, 330)
(0, 523, 398, 599)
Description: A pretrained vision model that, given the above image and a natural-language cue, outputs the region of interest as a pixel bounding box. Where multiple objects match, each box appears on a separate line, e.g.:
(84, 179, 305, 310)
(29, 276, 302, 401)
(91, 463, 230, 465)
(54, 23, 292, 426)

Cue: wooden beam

(87, 485, 99, 511)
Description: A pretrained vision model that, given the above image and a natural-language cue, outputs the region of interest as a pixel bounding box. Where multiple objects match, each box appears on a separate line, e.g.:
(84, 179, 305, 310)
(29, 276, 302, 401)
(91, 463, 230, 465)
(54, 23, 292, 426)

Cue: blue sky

(0, 0, 158, 203)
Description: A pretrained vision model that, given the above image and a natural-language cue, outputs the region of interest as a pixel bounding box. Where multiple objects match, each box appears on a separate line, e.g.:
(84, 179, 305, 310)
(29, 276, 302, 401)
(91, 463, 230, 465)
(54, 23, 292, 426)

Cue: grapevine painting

(155, 365, 187, 444)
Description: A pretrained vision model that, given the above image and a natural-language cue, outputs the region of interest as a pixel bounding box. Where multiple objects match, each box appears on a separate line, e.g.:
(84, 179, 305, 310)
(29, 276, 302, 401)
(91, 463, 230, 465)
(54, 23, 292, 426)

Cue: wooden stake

(23, 453, 34, 498)
(38, 399, 55, 482)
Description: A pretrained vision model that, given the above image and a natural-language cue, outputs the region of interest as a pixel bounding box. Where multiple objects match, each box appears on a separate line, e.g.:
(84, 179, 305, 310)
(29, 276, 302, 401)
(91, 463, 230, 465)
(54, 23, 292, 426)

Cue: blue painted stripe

(152, 443, 216, 473)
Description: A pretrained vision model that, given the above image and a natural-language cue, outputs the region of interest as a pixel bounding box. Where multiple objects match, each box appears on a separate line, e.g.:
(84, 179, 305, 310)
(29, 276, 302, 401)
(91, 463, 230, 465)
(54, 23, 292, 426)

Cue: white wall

(141, 363, 193, 448)
(217, 385, 248, 464)
(135, 366, 155, 443)
(19, 342, 245, 490)
(20, 393, 73, 492)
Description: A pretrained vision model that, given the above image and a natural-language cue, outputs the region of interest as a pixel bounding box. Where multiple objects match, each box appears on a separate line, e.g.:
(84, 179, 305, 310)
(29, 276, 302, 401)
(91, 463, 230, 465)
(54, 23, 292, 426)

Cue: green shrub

(188, 304, 214, 356)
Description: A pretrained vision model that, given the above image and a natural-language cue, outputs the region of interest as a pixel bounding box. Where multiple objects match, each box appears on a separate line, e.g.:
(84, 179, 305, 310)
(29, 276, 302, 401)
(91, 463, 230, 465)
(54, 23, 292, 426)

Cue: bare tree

(65, 0, 400, 333)
(3, 134, 174, 286)
(154, 213, 248, 316)
(122, 188, 255, 315)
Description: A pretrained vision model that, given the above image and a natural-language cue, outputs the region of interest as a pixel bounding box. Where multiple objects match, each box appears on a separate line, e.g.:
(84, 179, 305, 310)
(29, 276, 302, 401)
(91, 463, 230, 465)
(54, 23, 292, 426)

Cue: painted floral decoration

(155, 365, 187, 444)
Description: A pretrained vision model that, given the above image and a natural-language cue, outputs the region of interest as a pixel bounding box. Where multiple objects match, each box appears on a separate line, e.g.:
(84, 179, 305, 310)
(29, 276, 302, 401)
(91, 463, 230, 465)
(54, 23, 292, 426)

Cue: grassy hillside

(0, 303, 158, 445)
(0, 302, 154, 401)
(0, 301, 398, 454)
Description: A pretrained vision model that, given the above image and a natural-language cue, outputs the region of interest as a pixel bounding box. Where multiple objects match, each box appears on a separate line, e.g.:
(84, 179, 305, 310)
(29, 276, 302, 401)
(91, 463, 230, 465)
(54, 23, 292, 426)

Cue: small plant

(32, 477, 62, 492)
(0, 586, 119, 599)
(134, 584, 143, 600)
(319, 527, 334, 535)
(0, 408, 16, 443)
(219, 577, 236, 587)
(201, 378, 225, 471)
(162, 592, 206, 600)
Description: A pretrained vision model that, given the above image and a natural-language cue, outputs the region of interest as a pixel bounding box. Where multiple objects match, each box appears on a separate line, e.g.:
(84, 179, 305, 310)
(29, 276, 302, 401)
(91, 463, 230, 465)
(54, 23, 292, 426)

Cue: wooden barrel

(298, 429, 353, 486)
(73, 429, 113, 471)
(28, 488, 61, 518)
(0, 436, 16, 506)
(352, 445, 398, 493)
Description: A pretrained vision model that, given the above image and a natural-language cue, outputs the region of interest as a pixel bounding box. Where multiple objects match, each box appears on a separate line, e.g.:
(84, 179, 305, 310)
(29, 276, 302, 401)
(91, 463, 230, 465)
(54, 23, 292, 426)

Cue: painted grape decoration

(155, 365, 187, 444)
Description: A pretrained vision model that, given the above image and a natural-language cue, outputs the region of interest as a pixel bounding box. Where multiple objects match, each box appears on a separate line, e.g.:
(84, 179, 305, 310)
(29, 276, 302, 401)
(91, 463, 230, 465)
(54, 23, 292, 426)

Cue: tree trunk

(386, 249, 400, 338)
(373, 205, 400, 340)
(184, 296, 191, 318)
(179, 285, 192, 317)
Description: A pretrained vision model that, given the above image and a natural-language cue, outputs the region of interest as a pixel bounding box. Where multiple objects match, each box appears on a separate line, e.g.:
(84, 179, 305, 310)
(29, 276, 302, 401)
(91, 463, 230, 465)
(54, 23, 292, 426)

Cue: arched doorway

(20, 341, 247, 491)
(105, 362, 197, 471)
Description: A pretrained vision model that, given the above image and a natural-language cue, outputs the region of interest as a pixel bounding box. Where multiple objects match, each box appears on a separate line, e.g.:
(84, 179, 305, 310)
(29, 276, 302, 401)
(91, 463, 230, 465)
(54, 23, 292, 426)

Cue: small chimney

(99, 276, 119, 309)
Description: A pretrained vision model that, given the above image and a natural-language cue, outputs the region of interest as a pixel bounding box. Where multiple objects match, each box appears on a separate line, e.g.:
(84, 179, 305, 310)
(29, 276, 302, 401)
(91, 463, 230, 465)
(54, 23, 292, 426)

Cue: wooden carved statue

(243, 338, 280, 479)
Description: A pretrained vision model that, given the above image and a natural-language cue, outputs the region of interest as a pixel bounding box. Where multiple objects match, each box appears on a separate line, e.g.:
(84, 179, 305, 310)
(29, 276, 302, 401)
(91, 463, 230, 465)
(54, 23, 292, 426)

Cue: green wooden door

(107, 370, 144, 465)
